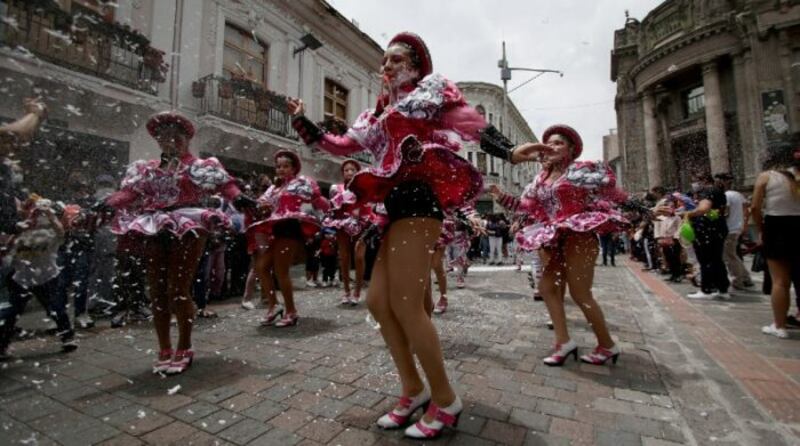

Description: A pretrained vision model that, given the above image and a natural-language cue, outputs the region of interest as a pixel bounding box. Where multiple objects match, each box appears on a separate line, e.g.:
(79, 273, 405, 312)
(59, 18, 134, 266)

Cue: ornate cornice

(628, 20, 731, 79)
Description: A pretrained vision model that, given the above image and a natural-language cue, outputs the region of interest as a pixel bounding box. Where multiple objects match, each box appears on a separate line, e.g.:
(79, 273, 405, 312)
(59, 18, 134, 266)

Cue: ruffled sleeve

(566, 161, 628, 207)
(107, 160, 152, 209)
(439, 80, 485, 143)
(188, 157, 239, 199)
(394, 74, 485, 144)
(257, 185, 278, 210)
(306, 177, 330, 213)
(497, 193, 522, 214)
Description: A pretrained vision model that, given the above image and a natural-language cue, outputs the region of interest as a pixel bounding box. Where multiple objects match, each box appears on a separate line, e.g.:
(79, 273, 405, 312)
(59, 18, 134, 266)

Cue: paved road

(1, 260, 797, 445)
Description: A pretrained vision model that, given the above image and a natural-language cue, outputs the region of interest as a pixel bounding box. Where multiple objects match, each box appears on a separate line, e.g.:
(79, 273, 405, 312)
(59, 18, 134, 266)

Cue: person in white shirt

(2, 197, 77, 358)
(751, 136, 800, 339)
(715, 173, 753, 289)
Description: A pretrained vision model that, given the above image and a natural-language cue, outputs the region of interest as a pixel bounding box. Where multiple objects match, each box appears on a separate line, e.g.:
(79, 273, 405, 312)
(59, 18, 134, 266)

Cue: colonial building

(457, 82, 539, 213)
(611, 0, 800, 192)
(0, 0, 382, 199)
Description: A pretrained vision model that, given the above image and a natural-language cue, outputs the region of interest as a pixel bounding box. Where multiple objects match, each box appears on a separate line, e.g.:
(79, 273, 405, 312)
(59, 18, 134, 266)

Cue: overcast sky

(327, 0, 663, 160)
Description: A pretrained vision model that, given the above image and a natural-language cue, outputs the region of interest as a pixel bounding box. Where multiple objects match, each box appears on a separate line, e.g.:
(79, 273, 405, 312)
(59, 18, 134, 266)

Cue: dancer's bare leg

(385, 219, 455, 416)
(168, 233, 207, 350)
(563, 233, 613, 347)
(144, 237, 171, 352)
(337, 232, 352, 294)
(538, 247, 570, 344)
(366, 241, 425, 400)
(432, 246, 447, 298)
(253, 247, 278, 309)
(354, 238, 367, 296)
(273, 237, 303, 314)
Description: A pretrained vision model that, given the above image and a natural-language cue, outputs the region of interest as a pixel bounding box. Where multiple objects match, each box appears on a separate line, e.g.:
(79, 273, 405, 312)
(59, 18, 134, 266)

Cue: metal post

(170, 0, 184, 109)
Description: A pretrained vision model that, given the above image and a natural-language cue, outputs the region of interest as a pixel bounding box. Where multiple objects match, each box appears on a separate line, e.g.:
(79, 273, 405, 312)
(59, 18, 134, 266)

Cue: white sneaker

(241, 300, 256, 310)
(714, 292, 731, 300)
(687, 291, 715, 299)
(762, 324, 789, 339)
(76, 314, 95, 329)
(306, 280, 317, 288)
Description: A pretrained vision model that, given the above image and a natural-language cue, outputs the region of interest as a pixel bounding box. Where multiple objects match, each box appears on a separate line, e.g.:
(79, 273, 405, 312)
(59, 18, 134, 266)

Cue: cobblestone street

(1, 262, 798, 446)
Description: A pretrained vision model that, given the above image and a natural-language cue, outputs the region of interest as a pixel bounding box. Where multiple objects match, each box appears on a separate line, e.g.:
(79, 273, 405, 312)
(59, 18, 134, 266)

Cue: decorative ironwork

(195, 75, 297, 140)
(0, 0, 167, 95)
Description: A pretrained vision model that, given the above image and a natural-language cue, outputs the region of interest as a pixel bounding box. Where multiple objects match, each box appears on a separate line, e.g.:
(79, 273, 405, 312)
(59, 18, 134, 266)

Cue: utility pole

(497, 41, 563, 192)
(498, 41, 563, 133)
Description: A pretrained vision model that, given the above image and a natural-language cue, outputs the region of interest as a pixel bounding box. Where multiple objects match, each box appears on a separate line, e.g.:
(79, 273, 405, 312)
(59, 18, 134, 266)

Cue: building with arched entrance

(611, 0, 800, 192)
(457, 82, 539, 214)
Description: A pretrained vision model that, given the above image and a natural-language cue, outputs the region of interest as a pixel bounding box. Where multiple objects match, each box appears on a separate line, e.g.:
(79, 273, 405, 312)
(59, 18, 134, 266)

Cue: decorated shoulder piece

(479, 125, 514, 162)
(188, 157, 231, 190)
(291, 115, 324, 145)
(285, 175, 316, 199)
(393, 73, 461, 120)
(564, 161, 613, 189)
(120, 159, 158, 190)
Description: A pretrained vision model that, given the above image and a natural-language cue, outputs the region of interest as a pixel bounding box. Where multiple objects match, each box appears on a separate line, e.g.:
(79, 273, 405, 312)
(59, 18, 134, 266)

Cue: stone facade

(457, 82, 539, 214)
(611, 0, 800, 192)
(603, 129, 623, 184)
(0, 0, 382, 198)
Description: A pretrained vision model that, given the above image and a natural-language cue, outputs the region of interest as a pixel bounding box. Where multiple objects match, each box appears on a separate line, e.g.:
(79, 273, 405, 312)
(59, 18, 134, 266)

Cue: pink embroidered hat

(542, 124, 583, 159)
(387, 32, 433, 78)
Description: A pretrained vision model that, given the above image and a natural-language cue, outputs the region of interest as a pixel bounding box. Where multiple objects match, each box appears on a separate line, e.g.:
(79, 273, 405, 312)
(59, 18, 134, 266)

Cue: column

(702, 60, 730, 175)
(732, 52, 757, 183)
(642, 90, 662, 188)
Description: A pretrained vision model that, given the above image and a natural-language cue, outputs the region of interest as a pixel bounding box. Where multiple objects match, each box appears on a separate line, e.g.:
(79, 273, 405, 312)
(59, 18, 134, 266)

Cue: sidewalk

(0, 262, 797, 445)
(625, 259, 800, 441)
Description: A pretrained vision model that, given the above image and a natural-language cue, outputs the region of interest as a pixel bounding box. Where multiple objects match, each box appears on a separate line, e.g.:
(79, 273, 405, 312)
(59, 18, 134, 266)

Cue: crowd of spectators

(621, 133, 800, 339)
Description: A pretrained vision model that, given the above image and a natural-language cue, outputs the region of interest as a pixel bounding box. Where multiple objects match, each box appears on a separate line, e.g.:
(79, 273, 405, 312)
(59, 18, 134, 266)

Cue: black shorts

(763, 215, 800, 260)
(384, 181, 444, 222)
(273, 219, 304, 241)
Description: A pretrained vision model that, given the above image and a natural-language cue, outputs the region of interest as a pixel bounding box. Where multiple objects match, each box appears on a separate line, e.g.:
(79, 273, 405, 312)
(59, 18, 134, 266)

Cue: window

(488, 113, 494, 125)
(683, 86, 704, 118)
(475, 105, 486, 120)
(324, 79, 349, 121)
(223, 23, 268, 86)
(477, 152, 487, 174)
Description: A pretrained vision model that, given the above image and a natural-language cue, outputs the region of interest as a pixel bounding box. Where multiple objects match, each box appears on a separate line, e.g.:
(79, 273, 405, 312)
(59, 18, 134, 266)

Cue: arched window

(475, 105, 486, 119)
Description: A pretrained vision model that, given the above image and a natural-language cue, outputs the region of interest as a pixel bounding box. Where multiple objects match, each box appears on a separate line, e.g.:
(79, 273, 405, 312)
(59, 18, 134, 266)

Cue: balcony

(0, 0, 167, 95)
(483, 175, 501, 185)
(194, 75, 297, 140)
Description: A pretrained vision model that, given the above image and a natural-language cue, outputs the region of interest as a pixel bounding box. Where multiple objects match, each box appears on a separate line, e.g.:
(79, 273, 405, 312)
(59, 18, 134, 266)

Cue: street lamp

(497, 41, 562, 197)
(294, 33, 324, 97)
(498, 41, 563, 94)
(293, 33, 323, 57)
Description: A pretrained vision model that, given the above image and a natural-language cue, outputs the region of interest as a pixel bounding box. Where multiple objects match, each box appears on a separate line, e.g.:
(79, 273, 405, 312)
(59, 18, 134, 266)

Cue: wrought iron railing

(0, 0, 166, 95)
(194, 75, 297, 140)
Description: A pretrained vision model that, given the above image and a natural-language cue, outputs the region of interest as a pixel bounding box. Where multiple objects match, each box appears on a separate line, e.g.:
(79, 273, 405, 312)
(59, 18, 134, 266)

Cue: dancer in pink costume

(248, 150, 329, 327)
(286, 32, 503, 438)
(103, 111, 255, 375)
(323, 159, 373, 305)
(487, 124, 628, 367)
